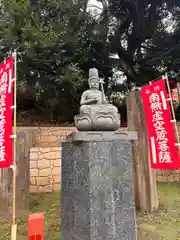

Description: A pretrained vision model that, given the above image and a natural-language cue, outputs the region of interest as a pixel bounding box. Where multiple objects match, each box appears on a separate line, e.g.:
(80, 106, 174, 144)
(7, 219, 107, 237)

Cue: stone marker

(61, 131, 137, 240)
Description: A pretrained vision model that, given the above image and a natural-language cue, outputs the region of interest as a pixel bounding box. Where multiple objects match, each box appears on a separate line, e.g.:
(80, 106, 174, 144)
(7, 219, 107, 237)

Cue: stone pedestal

(61, 131, 137, 240)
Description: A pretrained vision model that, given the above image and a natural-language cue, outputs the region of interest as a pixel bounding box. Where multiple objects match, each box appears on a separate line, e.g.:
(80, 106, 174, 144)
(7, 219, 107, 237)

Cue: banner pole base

(11, 224, 17, 240)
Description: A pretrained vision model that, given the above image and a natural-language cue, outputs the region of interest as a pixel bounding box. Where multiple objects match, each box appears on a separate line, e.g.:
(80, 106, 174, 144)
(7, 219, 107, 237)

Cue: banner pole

(11, 49, 17, 240)
(163, 73, 180, 152)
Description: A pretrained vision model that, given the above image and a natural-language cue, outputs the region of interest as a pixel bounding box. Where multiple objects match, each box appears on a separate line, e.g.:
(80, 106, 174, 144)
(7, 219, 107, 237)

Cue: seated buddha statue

(74, 68, 120, 131)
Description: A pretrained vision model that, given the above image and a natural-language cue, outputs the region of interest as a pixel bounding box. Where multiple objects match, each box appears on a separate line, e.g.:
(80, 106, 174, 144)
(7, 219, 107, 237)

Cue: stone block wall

(28, 127, 76, 192)
(156, 169, 180, 182)
(35, 127, 76, 147)
(30, 147, 61, 192)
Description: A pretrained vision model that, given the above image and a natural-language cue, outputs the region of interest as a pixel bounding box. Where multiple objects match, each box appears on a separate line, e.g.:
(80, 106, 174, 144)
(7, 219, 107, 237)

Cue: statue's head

(88, 68, 99, 89)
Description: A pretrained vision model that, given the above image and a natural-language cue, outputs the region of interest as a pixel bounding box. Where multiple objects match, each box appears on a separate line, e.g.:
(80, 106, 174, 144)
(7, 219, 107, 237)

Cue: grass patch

(137, 182, 180, 240)
(0, 192, 60, 240)
(0, 182, 179, 239)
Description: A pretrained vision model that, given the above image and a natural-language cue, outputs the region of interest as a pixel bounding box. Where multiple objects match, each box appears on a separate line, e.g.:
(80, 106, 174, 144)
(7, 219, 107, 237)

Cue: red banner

(141, 78, 180, 169)
(0, 56, 15, 168)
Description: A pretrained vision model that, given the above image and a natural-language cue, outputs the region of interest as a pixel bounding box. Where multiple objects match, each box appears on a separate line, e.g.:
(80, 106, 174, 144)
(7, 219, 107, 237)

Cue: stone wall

(156, 169, 180, 182)
(30, 147, 61, 192)
(20, 126, 180, 193)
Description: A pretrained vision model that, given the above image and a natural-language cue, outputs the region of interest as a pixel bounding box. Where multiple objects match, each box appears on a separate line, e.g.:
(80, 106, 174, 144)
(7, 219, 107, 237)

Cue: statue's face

(89, 77, 99, 89)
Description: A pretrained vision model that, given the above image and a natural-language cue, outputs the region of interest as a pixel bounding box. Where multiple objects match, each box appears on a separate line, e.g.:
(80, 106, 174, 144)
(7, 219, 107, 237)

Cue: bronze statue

(74, 68, 120, 131)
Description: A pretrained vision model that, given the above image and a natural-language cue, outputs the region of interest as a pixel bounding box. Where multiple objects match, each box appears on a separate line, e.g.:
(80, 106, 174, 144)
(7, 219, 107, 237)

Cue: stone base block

(61, 132, 137, 240)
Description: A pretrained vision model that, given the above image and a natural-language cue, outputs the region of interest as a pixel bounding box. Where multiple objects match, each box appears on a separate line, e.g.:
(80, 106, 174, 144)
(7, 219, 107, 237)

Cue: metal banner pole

(163, 73, 180, 153)
(11, 49, 17, 240)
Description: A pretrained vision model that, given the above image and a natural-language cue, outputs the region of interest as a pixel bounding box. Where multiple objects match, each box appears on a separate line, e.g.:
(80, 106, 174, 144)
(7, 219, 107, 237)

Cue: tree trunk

(119, 58, 138, 86)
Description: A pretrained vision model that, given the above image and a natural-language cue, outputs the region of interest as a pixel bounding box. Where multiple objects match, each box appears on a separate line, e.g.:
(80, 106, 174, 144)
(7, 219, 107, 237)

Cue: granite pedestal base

(61, 131, 137, 240)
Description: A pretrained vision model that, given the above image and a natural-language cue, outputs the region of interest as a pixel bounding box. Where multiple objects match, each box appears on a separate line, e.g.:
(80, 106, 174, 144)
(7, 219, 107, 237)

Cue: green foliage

(102, 0, 180, 85)
(0, 0, 90, 122)
(1, 183, 180, 239)
(1, 0, 180, 122)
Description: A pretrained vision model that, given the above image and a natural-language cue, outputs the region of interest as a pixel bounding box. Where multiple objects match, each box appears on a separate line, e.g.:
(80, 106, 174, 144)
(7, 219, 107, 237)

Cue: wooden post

(127, 90, 159, 212)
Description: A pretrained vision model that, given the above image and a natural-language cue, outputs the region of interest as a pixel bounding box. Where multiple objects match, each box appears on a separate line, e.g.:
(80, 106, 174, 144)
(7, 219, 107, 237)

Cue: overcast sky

(87, 0, 102, 13)
(88, 0, 101, 7)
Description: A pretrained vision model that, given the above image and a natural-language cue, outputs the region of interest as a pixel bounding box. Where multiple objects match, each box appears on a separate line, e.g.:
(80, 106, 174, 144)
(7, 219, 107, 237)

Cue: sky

(87, 0, 103, 13)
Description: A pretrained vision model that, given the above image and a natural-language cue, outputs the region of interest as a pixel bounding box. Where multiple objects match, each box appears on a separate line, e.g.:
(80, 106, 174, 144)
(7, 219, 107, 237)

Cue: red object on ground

(28, 213, 44, 240)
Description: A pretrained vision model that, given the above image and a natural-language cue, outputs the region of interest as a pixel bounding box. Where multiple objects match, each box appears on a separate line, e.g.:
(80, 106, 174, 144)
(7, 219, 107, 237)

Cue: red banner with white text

(141, 78, 180, 169)
(0, 56, 15, 168)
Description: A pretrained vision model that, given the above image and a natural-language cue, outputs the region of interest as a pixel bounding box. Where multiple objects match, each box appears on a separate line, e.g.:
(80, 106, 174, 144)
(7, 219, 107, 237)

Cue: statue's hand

(93, 97, 98, 102)
(81, 96, 98, 105)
